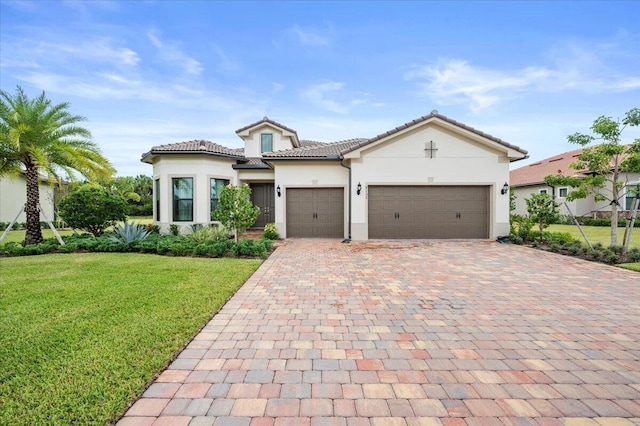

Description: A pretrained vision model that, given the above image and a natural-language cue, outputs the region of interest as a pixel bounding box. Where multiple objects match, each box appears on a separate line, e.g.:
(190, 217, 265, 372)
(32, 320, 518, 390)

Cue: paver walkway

(119, 240, 640, 426)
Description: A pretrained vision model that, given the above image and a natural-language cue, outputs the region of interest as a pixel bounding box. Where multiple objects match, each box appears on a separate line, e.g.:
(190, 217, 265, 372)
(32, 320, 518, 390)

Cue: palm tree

(0, 86, 114, 245)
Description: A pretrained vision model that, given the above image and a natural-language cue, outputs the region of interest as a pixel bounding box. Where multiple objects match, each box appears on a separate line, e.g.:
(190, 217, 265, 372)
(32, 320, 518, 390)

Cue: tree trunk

(24, 165, 44, 245)
(610, 168, 619, 247)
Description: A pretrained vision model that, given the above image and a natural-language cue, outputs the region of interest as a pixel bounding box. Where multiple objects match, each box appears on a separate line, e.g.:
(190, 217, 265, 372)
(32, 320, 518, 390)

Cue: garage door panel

(287, 188, 344, 238)
(368, 186, 488, 239)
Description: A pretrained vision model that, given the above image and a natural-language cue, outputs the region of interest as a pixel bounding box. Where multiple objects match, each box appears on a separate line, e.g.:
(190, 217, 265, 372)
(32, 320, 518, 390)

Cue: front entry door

(251, 183, 275, 228)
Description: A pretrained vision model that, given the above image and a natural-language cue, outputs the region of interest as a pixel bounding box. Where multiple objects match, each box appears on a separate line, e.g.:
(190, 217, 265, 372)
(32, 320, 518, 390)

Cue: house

(0, 174, 56, 223)
(510, 147, 640, 218)
(141, 111, 528, 240)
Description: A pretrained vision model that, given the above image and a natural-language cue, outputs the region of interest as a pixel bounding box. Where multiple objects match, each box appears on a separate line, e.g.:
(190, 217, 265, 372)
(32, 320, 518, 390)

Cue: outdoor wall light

(356, 182, 362, 195)
(276, 185, 281, 197)
(501, 182, 509, 195)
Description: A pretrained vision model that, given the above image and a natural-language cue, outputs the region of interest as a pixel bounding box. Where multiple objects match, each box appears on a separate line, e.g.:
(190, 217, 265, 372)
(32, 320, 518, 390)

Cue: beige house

(142, 111, 528, 240)
(0, 174, 56, 223)
(510, 147, 640, 218)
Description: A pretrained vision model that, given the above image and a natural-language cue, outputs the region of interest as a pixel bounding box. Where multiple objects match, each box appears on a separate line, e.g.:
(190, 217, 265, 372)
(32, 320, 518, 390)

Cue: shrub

(58, 186, 128, 236)
(627, 247, 640, 262)
(233, 238, 268, 258)
(145, 224, 161, 234)
(189, 225, 231, 243)
(526, 193, 561, 234)
(263, 223, 280, 240)
(108, 221, 150, 244)
(169, 224, 180, 236)
(510, 214, 534, 241)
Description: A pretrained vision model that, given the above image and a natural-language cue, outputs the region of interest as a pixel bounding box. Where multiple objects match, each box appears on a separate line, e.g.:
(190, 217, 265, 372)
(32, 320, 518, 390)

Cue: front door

(251, 183, 275, 228)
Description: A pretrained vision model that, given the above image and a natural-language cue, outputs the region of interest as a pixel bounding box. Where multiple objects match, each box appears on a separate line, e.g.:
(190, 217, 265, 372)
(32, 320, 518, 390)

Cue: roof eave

(141, 150, 245, 163)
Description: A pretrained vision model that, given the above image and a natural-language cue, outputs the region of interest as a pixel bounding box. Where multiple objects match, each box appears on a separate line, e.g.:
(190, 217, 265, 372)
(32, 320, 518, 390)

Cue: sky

(1, 0, 639, 177)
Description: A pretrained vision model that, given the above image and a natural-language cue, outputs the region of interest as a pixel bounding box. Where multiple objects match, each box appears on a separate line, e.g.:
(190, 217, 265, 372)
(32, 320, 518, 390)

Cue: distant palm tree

(0, 86, 114, 245)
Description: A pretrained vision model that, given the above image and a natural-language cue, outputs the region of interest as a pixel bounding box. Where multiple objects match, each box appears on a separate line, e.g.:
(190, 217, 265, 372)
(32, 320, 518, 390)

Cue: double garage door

(368, 186, 489, 239)
(286, 188, 344, 238)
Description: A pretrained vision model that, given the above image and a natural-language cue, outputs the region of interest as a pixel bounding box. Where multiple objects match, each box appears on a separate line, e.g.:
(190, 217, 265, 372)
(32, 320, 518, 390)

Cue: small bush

(108, 221, 150, 244)
(510, 214, 534, 241)
(233, 238, 268, 258)
(169, 224, 180, 236)
(263, 223, 280, 240)
(58, 186, 128, 236)
(145, 224, 161, 234)
(189, 225, 231, 243)
(627, 247, 640, 262)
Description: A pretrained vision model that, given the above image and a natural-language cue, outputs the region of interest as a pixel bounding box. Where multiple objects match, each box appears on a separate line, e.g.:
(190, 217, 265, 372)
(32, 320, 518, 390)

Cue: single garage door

(287, 188, 344, 238)
(368, 186, 488, 239)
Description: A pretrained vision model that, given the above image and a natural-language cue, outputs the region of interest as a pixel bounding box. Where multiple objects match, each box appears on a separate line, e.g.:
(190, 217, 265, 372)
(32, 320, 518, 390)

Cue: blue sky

(1, 0, 639, 177)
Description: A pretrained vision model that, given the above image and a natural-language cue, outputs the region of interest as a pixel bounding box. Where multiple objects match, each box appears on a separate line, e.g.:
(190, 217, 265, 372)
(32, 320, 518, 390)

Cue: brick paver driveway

(120, 240, 640, 426)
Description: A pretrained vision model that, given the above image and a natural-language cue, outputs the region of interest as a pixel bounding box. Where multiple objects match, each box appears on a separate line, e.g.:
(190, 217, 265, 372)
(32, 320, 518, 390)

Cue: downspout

(340, 155, 352, 243)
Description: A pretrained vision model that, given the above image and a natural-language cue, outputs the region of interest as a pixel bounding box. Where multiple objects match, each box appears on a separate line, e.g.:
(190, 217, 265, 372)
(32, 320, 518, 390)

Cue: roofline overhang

(141, 150, 245, 164)
(235, 122, 301, 147)
(510, 154, 530, 163)
(342, 116, 527, 160)
(232, 163, 273, 170)
(261, 155, 341, 162)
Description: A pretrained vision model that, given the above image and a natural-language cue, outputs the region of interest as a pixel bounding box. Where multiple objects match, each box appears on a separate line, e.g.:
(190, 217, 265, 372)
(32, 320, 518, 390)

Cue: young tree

(213, 184, 260, 242)
(0, 86, 114, 245)
(544, 108, 640, 246)
(526, 192, 561, 235)
(58, 186, 128, 236)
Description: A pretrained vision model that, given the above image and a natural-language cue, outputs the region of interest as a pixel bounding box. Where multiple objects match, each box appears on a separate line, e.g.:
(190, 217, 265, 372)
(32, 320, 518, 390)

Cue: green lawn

(547, 224, 639, 249)
(0, 217, 153, 245)
(619, 263, 640, 272)
(0, 253, 260, 425)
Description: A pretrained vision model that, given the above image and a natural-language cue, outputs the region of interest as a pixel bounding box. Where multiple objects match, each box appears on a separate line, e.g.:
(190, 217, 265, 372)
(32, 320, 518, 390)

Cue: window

(210, 178, 230, 219)
(154, 179, 160, 221)
(539, 189, 548, 194)
(558, 187, 568, 198)
(626, 185, 639, 210)
(261, 133, 273, 153)
(172, 178, 193, 221)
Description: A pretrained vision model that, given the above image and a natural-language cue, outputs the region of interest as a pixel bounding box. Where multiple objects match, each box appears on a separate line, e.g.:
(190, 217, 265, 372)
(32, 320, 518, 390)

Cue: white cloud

(146, 32, 203, 75)
(407, 40, 640, 112)
(301, 81, 377, 114)
(290, 24, 332, 47)
(271, 82, 284, 93)
(406, 59, 552, 112)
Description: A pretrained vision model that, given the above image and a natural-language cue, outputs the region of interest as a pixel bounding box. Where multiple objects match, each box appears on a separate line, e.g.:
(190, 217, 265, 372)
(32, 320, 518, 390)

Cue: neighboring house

(510, 147, 640, 218)
(141, 111, 528, 240)
(0, 174, 56, 223)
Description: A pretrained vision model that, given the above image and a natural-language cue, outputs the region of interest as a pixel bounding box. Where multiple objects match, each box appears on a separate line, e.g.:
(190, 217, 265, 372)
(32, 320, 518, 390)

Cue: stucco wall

(513, 171, 640, 219)
(272, 161, 349, 238)
(348, 125, 512, 240)
(241, 124, 296, 158)
(0, 176, 55, 223)
(152, 155, 237, 233)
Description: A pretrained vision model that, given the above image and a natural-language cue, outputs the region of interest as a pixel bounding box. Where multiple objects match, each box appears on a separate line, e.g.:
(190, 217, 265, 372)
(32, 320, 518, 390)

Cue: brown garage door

(368, 186, 488, 239)
(287, 188, 344, 238)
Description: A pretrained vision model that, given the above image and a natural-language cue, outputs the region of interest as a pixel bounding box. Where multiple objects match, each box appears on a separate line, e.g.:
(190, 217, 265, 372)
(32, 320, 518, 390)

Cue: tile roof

(232, 157, 272, 169)
(142, 139, 244, 161)
(141, 112, 527, 164)
(235, 116, 299, 137)
(262, 139, 368, 158)
(510, 147, 586, 186)
(340, 110, 528, 156)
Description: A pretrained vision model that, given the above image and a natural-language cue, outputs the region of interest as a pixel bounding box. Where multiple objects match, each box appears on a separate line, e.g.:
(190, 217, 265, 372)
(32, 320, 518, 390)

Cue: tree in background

(213, 184, 259, 242)
(526, 192, 561, 236)
(0, 86, 114, 245)
(58, 186, 128, 237)
(545, 108, 640, 247)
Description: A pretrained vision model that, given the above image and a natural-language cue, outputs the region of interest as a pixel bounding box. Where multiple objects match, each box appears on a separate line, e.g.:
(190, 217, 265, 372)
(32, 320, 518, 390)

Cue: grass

(0, 253, 261, 425)
(546, 224, 640, 271)
(619, 263, 640, 272)
(0, 216, 153, 245)
(547, 224, 639, 249)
